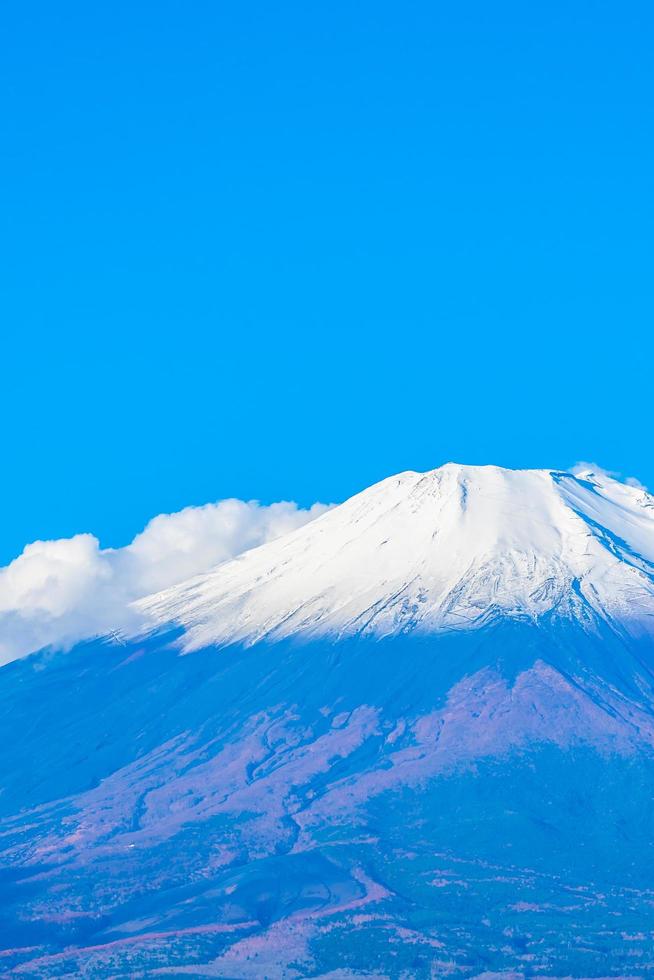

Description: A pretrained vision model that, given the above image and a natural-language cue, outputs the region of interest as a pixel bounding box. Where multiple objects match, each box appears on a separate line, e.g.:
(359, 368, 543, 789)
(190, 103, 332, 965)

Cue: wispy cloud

(0, 498, 333, 665)
(571, 461, 620, 480)
(571, 461, 648, 491)
(624, 475, 649, 491)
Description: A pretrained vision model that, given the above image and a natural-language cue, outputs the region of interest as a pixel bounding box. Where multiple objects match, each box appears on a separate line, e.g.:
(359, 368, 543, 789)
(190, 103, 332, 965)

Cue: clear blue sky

(2, 0, 652, 563)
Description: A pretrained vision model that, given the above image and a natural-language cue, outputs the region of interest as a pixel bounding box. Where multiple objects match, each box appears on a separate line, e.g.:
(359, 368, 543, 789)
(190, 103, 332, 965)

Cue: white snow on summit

(138, 464, 654, 648)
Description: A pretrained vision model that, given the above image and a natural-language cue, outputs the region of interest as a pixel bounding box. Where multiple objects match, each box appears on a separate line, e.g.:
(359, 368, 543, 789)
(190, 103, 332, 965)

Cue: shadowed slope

(1, 621, 654, 976)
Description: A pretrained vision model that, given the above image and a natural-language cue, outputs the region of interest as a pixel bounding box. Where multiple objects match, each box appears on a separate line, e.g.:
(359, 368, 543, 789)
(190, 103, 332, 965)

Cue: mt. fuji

(2, 464, 654, 978)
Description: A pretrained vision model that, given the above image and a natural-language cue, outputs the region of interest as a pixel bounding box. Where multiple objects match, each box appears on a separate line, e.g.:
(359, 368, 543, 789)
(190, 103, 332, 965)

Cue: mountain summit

(139, 463, 654, 649)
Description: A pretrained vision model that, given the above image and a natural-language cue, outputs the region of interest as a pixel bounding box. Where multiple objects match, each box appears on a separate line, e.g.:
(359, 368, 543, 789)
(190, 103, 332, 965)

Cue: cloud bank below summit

(0, 498, 333, 665)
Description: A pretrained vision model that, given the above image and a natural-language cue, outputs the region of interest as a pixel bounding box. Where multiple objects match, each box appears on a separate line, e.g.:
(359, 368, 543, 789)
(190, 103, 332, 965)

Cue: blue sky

(2, 0, 653, 564)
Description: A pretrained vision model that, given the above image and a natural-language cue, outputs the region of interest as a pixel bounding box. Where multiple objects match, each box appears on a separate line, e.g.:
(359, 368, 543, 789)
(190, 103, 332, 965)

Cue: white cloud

(571, 461, 620, 480)
(571, 461, 648, 491)
(0, 498, 333, 666)
(625, 475, 648, 491)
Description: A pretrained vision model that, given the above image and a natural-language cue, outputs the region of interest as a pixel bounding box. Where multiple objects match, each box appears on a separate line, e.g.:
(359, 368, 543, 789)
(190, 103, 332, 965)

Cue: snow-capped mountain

(3, 464, 654, 978)
(139, 463, 654, 648)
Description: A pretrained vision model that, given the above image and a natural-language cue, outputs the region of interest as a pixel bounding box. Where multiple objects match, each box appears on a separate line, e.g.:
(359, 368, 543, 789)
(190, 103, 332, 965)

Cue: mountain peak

(138, 464, 654, 649)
